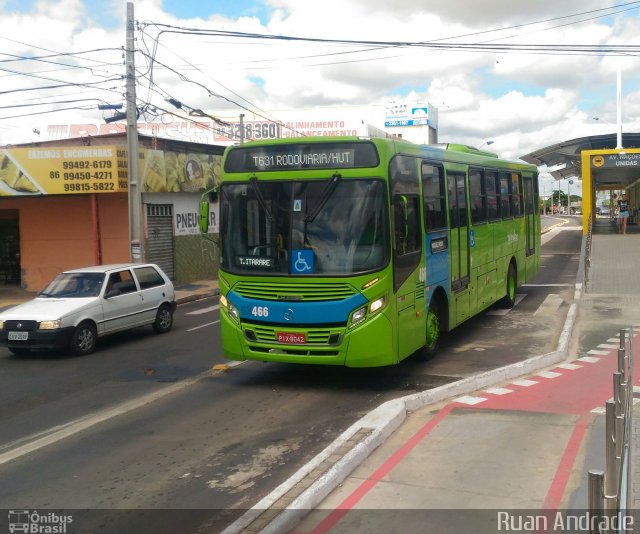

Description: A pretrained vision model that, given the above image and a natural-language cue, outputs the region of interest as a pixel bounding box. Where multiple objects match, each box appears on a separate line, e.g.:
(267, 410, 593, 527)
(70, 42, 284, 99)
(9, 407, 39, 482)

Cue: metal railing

(588, 328, 635, 533)
(584, 213, 593, 292)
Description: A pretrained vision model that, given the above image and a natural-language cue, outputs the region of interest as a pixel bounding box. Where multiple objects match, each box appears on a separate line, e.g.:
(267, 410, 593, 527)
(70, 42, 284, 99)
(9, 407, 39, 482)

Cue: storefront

(0, 133, 223, 291)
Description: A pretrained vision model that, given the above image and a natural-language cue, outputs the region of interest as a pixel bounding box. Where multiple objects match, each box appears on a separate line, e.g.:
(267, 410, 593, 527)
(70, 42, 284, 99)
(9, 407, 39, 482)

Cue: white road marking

(454, 396, 487, 405)
(187, 320, 220, 332)
(598, 343, 620, 349)
(483, 387, 513, 395)
(557, 363, 582, 370)
(537, 371, 562, 379)
(577, 356, 600, 363)
(187, 305, 220, 315)
(587, 349, 610, 356)
(591, 407, 606, 415)
(533, 294, 563, 317)
(521, 283, 574, 287)
(486, 294, 526, 315)
(0, 362, 244, 466)
(511, 379, 538, 387)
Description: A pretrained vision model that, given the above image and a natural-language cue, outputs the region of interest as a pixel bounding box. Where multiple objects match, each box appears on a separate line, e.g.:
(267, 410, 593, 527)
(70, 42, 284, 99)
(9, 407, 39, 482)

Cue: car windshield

(219, 178, 390, 275)
(39, 272, 105, 298)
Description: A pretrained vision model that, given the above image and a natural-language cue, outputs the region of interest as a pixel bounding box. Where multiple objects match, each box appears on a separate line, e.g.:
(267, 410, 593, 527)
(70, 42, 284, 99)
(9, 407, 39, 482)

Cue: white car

(0, 263, 176, 356)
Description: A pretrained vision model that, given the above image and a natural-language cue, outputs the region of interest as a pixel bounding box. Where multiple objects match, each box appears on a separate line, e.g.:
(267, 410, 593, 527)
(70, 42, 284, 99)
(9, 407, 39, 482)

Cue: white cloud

(0, 0, 638, 172)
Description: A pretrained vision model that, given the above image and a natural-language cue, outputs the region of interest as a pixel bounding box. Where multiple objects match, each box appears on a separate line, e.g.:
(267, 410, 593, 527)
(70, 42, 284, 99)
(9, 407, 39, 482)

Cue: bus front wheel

(500, 263, 517, 309)
(420, 300, 441, 360)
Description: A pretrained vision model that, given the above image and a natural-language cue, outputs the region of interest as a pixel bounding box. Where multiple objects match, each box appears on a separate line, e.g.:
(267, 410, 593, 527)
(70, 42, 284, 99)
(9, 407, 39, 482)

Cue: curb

(223, 302, 579, 534)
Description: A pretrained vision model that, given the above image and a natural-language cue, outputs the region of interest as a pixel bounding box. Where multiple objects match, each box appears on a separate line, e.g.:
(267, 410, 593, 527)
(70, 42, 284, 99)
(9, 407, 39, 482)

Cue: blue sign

(291, 249, 315, 274)
(469, 229, 476, 248)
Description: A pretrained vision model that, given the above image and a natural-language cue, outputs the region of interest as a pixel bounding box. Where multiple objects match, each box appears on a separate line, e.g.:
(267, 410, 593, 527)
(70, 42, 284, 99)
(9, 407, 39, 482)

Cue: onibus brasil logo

(8, 510, 73, 533)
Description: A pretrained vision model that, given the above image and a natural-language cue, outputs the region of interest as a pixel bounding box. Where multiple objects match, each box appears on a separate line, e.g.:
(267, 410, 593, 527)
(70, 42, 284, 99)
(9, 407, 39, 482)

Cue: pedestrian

(617, 193, 630, 234)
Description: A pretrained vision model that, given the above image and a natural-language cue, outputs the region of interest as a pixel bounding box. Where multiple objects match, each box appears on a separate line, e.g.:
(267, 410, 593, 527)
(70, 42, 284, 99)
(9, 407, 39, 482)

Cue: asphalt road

(0, 216, 583, 533)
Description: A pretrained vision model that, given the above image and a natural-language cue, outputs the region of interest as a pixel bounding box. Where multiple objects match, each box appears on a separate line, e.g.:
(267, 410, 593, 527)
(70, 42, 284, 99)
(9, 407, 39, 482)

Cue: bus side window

(393, 194, 421, 255)
(422, 162, 446, 231)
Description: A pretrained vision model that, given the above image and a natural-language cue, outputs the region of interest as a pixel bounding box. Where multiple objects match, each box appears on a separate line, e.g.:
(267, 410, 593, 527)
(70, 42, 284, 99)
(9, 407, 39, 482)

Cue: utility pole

(126, 1, 144, 263)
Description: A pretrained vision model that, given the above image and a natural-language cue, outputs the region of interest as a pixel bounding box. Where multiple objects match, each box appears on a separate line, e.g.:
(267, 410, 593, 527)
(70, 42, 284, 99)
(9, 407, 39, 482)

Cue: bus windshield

(220, 178, 389, 275)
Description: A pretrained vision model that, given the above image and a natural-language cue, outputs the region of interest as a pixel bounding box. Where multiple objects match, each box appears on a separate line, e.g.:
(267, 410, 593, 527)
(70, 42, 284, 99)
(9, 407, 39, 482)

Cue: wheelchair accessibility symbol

(292, 249, 314, 274)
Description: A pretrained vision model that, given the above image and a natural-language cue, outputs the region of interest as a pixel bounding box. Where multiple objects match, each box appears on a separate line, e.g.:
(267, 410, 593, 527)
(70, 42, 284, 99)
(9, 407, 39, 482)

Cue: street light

(479, 140, 494, 149)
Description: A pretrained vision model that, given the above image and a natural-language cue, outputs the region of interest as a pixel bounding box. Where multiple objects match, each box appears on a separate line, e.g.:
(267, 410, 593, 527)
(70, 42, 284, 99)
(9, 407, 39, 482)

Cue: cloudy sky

(2, 0, 640, 196)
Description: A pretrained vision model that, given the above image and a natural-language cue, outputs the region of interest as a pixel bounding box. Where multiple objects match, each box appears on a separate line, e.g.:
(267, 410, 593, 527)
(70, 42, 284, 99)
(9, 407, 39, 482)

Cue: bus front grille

(245, 324, 343, 345)
(234, 281, 356, 301)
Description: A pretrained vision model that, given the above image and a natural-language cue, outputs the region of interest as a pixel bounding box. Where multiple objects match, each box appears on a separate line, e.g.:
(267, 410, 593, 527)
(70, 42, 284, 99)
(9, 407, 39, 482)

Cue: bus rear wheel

(420, 300, 441, 360)
(500, 263, 517, 309)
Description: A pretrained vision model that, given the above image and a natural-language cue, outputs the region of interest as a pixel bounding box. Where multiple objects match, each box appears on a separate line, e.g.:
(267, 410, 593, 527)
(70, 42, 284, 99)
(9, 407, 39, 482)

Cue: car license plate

(277, 332, 306, 344)
(8, 331, 28, 341)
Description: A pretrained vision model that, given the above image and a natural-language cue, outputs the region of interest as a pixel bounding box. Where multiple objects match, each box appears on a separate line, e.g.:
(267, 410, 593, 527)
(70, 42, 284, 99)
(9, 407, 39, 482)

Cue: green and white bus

(200, 136, 540, 367)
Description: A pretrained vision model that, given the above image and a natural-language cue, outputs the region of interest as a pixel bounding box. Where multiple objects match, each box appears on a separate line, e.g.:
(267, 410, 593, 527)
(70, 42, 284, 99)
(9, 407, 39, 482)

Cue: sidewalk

(225, 227, 640, 534)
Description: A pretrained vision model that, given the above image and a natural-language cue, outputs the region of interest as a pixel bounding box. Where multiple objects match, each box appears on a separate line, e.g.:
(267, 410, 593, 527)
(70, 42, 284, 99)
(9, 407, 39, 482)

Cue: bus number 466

(251, 306, 269, 317)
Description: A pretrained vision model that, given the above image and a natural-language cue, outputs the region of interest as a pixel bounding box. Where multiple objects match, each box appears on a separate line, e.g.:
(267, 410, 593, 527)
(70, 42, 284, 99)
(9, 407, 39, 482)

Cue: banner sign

(591, 152, 640, 169)
(0, 147, 121, 196)
(0, 146, 222, 196)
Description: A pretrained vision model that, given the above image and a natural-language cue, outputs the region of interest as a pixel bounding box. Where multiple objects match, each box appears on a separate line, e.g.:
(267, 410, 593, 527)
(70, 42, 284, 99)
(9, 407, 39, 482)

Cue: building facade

(0, 133, 223, 291)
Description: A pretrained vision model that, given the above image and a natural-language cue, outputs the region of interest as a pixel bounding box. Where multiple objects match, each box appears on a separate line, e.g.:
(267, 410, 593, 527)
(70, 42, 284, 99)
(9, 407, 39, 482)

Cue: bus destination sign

(224, 142, 379, 172)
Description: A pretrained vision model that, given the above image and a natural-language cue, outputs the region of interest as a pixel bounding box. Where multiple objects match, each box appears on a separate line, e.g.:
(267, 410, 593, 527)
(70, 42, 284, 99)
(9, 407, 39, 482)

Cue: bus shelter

(522, 133, 640, 235)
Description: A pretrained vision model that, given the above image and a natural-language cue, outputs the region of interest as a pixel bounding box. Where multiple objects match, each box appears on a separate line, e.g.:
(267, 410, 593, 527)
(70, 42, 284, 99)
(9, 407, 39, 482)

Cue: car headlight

(220, 295, 240, 322)
(0, 320, 4, 330)
(39, 320, 62, 330)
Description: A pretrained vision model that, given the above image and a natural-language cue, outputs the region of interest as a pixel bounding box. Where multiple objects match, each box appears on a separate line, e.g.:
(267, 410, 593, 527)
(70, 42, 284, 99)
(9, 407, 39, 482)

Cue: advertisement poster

(0, 146, 222, 196)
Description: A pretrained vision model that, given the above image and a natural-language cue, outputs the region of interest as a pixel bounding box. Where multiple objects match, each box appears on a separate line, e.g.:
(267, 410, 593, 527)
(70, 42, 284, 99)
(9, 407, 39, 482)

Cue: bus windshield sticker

(236, 256, 274, 269)
(293, 199, 302, 212)
(291, 249, 314, 274)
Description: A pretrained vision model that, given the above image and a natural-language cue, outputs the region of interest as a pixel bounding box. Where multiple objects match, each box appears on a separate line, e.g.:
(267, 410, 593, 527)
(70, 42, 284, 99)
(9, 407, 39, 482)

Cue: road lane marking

(485, 294, 526, 315)
(538, 371, 562, 379)
(511, 379, 538, 387)
(0, 369, 213, 466)
(187, 320, 220, 332)
(533, 293, 563, 317)
(187, 305, 220, 315)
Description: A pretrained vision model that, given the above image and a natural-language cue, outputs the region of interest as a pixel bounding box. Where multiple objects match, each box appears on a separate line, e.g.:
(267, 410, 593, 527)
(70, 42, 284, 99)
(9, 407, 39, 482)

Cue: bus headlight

(350, 306, 366, 328)
(220, 295, 240, 323)
(369, 296, 386, 314)
(39, 320, 62, 330)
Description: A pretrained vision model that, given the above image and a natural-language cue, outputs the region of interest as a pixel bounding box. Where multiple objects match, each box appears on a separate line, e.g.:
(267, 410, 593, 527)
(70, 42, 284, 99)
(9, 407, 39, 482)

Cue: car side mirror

(104, 289, 120, 299)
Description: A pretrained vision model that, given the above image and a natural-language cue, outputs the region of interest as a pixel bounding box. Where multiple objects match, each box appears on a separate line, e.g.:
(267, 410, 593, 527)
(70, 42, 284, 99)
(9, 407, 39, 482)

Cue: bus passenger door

(523, 174, 539, 280)
(392, 193, 424, 360)
(447, 171, 470, 324)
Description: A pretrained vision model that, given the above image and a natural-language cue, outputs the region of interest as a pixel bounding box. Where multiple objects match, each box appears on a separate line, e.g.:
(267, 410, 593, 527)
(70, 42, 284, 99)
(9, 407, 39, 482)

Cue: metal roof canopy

(521, 133, 640, 187)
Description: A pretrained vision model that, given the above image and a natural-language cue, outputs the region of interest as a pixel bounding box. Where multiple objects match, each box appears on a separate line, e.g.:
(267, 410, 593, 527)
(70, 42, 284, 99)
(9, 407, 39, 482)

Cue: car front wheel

(153, 304, 173, 334)
(70, 322, 97, 355)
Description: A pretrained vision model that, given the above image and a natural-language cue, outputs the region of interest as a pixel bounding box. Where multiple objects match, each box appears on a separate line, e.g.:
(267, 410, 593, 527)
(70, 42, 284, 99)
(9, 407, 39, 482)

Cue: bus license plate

(8, 331, 28, 341)
(277, 332, 306, 344)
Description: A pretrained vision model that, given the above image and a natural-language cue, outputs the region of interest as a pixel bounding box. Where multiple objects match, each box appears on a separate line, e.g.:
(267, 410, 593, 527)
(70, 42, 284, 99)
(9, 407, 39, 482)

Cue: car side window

(106, 270, 137, 295)
(133, 266, 165, 290)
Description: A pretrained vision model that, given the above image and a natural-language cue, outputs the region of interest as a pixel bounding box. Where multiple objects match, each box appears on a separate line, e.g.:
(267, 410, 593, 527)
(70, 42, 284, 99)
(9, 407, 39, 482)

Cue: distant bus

(200, 136, 540, 367)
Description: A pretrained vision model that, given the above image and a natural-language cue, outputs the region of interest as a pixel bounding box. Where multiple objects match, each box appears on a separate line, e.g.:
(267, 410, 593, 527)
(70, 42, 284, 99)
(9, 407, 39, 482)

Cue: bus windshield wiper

(304, 173, 341, 223)
(249, 176, 273, 220)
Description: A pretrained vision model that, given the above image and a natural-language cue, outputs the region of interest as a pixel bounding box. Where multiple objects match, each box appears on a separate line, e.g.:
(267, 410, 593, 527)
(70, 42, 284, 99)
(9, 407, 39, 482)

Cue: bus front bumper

(220, 311, 395, 367)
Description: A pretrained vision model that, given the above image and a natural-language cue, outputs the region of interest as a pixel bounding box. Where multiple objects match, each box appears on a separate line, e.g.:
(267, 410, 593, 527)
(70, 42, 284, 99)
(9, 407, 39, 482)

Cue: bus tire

(420, 300, 441, 360)
(500, 263, 517, 309)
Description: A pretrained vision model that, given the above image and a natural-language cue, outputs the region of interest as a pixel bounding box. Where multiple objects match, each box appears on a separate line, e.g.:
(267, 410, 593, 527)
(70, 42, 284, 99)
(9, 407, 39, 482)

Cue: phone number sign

(0, 147, 123, 196)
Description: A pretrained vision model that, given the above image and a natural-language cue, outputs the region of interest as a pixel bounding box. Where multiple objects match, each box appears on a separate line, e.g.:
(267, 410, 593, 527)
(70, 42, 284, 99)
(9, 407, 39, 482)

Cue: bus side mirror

(199, 195, 210, 234)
